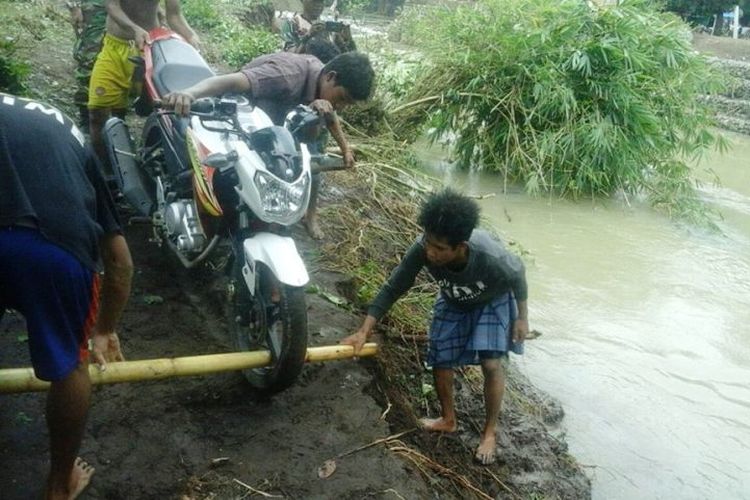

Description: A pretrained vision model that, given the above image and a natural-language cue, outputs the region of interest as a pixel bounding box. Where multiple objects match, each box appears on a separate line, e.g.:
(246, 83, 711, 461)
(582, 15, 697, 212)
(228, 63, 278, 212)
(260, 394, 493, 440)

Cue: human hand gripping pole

(91, 331, 125, 371)
(92, 234, 133, 371)
(340, 315, 378, 356)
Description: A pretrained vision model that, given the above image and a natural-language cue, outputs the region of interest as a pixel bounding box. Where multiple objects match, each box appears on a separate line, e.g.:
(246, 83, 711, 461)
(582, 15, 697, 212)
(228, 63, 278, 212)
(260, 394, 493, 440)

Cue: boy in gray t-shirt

(342, 189, 529, 465)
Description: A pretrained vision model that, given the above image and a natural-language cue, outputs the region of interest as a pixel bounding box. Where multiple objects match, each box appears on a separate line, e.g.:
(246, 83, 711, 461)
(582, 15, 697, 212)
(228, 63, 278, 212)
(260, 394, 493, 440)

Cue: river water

(416, 132, 750, 499)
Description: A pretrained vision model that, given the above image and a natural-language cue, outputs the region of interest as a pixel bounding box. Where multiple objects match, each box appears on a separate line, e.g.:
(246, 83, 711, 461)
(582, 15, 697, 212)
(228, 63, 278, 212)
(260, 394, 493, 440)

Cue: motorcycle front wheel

(230, 259, 308, 395)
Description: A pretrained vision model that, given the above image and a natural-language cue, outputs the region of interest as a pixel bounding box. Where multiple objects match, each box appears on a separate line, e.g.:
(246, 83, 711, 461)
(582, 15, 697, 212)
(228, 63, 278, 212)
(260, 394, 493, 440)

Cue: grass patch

(0, 38, 30, 94)
(183, 0, 280, 70)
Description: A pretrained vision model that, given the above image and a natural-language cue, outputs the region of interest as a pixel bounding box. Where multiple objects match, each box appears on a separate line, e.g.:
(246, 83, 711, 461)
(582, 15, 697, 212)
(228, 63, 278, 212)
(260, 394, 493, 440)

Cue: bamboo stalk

(0, 343, 378, 394)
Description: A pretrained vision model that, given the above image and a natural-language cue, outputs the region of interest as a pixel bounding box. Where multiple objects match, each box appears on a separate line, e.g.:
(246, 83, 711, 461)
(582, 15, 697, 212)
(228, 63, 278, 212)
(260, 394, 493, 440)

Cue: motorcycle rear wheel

(230, 260, 308, 395)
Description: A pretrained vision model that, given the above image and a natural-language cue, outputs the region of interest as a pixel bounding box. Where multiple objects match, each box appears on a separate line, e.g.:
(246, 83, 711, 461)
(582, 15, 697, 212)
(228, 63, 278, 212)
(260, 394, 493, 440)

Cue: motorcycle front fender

(241, 233, 310, 290)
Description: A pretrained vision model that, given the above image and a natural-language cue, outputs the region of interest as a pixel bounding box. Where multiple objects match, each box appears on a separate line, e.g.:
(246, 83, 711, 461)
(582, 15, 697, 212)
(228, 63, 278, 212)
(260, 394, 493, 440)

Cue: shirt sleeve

(494, 248, 528, 302)
(367, 241, 426, 320)
(84, 146, 122, 235)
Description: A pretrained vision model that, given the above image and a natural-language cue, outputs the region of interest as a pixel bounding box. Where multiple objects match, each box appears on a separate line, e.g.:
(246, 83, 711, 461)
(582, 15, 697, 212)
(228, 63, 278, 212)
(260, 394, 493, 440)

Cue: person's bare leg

(46, 363, 95, 499)
(475, 358, 504, 464)
(304, 174, 324, 240)
(419, 368, 457, 432)
(88, 107, 112, 177)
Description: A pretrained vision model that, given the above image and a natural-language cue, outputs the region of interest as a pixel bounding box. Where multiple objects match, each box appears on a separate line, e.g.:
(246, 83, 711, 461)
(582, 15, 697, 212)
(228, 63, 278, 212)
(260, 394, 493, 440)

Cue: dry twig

(335, 429, 416, 460)
(232, 479, 282, 498)
(485, 468, 523, 500)
(387, 444, 493, 500)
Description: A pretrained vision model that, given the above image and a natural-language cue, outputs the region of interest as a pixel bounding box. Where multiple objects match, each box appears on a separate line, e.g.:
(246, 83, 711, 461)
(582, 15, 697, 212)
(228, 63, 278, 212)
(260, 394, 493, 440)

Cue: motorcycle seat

(151, 38, 215, 97)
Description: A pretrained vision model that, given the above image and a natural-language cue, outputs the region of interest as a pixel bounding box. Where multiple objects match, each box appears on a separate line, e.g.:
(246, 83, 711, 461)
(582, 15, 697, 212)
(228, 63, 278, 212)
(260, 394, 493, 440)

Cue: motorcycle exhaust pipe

(102, 117, 154, 216)
(0, 343, 378, 394)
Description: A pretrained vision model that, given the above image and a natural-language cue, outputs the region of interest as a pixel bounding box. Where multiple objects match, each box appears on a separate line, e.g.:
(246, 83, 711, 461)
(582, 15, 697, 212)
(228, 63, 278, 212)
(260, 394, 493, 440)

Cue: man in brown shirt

(164, 51, 375, 239)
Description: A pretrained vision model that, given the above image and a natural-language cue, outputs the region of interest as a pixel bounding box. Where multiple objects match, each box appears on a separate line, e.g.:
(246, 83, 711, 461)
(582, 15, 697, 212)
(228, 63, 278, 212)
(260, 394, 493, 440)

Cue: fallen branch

(381, 488, 407, 500)
(485, 468, 523, 500)
(388, 444, 493, 500)
(336, 429, 416, 460)
(232, 478, 282, 498)
(380, 401, 393, 421)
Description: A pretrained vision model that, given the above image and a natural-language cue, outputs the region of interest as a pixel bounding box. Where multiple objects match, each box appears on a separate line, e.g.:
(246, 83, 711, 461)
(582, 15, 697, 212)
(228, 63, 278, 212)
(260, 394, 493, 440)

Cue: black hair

(322, 51, 375, 101)
(304, 37, 341, 64)
(417, 188, 479, 246)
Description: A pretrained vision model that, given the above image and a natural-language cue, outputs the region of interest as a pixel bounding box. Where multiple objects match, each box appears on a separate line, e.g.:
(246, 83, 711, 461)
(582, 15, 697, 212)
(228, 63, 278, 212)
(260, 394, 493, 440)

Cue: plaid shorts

(426, 292, 523, 368)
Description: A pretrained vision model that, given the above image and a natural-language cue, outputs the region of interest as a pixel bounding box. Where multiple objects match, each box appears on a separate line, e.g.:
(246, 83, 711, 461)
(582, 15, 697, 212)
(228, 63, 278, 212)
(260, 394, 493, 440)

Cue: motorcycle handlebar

(152, 97, 233, 117)
(189, 98, 218, 114)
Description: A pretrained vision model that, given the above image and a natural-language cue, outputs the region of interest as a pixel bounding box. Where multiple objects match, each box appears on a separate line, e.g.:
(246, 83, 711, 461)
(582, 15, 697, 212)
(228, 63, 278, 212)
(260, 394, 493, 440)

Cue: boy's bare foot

(304, 217, 324, 240)
(418, 417, 457, 433)
(69, 457, 95, 499)
(474, 433, 497, 465)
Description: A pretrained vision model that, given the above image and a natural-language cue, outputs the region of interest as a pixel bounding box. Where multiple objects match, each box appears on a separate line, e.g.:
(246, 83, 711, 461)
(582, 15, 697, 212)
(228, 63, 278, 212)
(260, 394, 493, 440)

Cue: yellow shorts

(88, 34, 139, 110)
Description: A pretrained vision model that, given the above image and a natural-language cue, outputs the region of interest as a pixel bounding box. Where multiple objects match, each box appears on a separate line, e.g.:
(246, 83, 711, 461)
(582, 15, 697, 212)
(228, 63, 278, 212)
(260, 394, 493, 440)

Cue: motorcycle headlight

(254, 170, 310, 222)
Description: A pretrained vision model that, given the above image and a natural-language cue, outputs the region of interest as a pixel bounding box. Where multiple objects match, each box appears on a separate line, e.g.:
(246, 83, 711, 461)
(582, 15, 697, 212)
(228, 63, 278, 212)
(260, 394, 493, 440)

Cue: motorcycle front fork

(227, 246, 281, 330)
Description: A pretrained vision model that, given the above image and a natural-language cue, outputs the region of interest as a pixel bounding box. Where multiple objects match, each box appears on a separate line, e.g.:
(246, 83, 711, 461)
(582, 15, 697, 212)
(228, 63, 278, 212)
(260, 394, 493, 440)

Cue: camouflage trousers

(73, 0, 106, 119)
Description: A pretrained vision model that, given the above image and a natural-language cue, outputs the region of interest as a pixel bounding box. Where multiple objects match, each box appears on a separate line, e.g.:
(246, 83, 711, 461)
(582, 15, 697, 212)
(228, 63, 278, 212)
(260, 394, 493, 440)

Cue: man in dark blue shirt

(0, 93, 133, 499)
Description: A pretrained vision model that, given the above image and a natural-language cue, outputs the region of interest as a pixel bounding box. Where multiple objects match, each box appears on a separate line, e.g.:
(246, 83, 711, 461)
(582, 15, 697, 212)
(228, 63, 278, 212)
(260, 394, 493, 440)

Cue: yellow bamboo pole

(0, 343, 378, 394)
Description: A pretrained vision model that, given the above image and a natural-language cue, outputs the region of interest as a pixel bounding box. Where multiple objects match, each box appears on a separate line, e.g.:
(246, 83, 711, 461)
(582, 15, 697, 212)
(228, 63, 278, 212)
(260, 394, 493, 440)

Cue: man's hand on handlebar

(163, 90, 197, 117)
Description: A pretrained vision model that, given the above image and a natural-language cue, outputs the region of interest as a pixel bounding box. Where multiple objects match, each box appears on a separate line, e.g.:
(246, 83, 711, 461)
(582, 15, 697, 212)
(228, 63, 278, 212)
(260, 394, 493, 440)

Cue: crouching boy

(341, 188, 528, 464)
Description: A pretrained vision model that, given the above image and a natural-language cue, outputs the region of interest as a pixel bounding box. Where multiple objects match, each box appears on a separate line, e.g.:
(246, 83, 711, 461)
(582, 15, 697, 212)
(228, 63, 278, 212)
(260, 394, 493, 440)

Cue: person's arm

(104, 0, 150, 48)
(65, 1, 84, 35)
(327, 113, 354, 168)
(308, 100, 354, 168)
(493, 248, 529, 343)
(340, 241, 425, 354)
(90, 233, 133, 367)
(340, 314, 377, 354)
(163, 73, 251, 116)
(513, 299, 528, 343)
(164, 0, 200, 49)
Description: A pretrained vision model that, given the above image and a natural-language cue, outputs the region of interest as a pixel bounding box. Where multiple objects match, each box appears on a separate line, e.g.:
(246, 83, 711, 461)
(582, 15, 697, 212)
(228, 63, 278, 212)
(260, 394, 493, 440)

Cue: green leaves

(0, 38, 30, 95)
(397, 0, 724, 223)
(182, 0, 280, 69)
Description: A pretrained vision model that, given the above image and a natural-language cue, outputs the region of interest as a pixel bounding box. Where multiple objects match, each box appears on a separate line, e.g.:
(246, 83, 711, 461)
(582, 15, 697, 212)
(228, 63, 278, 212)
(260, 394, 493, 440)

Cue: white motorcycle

(103, 29, 343, 393)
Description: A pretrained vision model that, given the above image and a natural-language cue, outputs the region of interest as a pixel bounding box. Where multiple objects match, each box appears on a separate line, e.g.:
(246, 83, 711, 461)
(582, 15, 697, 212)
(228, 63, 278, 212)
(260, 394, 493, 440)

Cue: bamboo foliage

(391, 0, 727, 223)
